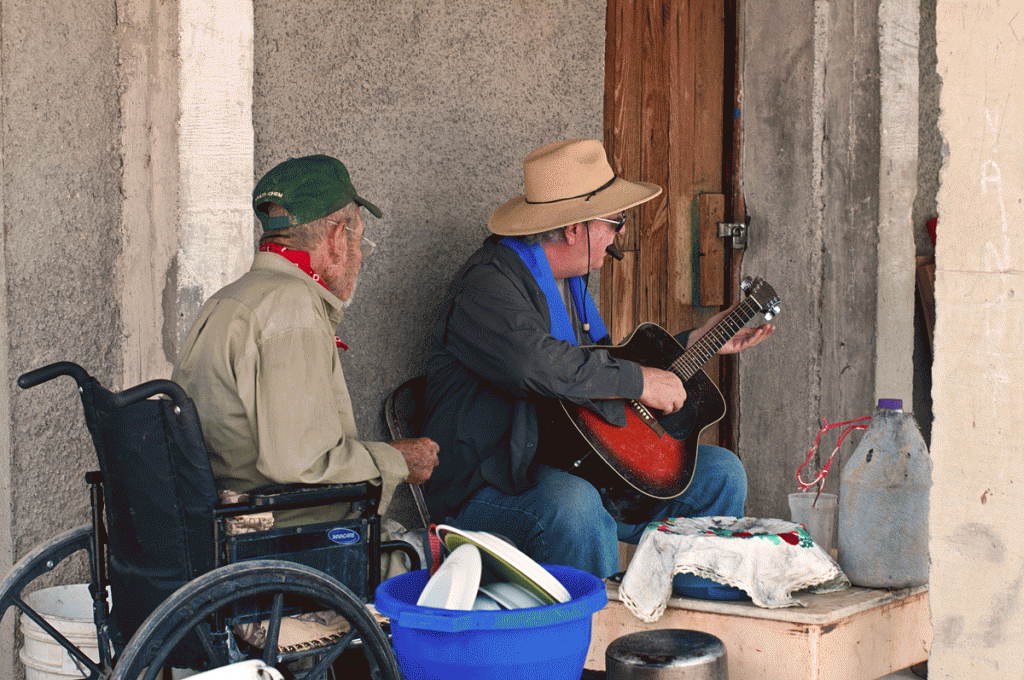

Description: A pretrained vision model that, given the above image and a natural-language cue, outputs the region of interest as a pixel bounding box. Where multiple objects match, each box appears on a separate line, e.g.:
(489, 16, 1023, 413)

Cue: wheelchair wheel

(0, 524, 111, 680)
(110, 559, 400, 680)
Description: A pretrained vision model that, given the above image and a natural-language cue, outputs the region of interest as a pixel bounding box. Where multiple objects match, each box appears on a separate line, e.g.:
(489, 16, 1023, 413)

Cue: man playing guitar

(420, 139, 774, 579)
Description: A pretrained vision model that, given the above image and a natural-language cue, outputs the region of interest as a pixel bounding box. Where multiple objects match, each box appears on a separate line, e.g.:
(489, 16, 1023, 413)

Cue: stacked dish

(415, 525, 571, 610)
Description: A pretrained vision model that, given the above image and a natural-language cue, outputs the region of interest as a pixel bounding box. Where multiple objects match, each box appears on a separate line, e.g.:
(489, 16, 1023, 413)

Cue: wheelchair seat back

(79, 376, 220, 648)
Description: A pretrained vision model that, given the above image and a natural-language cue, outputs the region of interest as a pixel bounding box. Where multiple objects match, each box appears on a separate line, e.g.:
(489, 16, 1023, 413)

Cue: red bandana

(259, 243, 348, 350)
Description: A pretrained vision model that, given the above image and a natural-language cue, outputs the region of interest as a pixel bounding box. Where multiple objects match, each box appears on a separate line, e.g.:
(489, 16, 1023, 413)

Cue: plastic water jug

(837, 398, 931, 587)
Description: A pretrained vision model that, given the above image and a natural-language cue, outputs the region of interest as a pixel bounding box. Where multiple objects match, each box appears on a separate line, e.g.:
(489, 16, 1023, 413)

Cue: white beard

(340, 277, 358, 309)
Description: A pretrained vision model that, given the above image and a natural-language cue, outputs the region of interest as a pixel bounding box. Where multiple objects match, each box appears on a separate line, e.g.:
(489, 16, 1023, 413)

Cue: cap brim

(356, 195, 383, 218)
(488, 178, 662, 236)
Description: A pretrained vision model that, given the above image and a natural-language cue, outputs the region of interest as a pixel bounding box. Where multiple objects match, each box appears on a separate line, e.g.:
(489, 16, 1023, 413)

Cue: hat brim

(488, 178, 663, 236)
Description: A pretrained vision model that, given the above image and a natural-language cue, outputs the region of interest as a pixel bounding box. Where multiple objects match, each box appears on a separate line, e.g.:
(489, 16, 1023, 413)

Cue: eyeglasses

(591, 214, 628, 233)
(327, 220, 376, 257)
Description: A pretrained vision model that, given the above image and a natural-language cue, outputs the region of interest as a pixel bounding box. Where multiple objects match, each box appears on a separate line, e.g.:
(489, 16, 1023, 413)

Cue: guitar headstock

(740, 277, 782, 321)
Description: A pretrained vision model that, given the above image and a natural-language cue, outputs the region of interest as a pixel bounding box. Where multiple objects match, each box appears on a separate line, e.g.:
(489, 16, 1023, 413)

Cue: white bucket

(19, 584, 101, 680)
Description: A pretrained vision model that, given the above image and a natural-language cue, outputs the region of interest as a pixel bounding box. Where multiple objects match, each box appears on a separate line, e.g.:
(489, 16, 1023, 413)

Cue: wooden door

(601, 0, 742, 449)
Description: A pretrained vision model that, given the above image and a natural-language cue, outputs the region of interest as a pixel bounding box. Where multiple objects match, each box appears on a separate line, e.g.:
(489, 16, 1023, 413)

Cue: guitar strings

(668, 298, 760, 379)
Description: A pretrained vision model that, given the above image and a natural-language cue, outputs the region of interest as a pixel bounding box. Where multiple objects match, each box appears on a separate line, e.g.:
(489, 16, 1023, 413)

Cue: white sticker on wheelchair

(327, 527, 360, 545)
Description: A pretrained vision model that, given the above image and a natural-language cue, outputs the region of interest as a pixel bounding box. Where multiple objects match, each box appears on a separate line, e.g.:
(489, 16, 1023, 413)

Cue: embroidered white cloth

(619, 516, 849, 622)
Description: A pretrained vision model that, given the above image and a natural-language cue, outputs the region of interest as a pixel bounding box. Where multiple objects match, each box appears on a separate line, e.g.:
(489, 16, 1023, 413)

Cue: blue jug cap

(877, 398, 903, 410)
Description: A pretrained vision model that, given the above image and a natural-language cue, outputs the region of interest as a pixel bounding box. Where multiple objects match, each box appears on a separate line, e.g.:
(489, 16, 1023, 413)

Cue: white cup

(788, 492, 838, 556)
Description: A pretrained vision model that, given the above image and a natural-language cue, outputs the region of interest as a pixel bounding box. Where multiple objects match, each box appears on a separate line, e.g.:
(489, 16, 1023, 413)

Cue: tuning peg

(740, 278, 753, 292)
(762, 304, 781, 322)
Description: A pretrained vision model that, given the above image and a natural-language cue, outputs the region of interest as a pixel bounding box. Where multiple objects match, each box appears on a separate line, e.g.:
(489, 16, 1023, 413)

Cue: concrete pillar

(121, 0, 254, 388)
(876, 0, 919, 408)
(930, 1, 1024, 673)
(119, 0, 182, 385)
(175, 0, 255, 345)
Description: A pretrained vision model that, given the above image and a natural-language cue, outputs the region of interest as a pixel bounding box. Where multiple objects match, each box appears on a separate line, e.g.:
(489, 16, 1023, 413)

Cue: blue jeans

(452, 444, 747, 578)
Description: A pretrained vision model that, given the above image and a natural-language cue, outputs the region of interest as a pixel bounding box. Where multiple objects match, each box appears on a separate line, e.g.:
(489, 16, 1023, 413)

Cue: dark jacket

(421, 236, 645, 521)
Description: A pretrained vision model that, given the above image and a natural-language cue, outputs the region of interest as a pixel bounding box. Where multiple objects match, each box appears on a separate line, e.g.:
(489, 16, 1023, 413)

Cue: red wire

(796, 416, 872, 504)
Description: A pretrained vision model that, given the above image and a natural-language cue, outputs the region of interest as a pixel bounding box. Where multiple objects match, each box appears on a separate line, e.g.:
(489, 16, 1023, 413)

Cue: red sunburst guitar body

(553, 277, 781, 524)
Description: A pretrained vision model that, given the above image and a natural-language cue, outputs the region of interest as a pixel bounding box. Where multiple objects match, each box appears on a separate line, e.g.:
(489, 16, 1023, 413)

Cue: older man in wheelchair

(0, 155, 438, 679)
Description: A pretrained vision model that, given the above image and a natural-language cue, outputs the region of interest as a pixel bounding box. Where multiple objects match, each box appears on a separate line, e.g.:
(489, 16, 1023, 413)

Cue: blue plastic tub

(672, 571, 750, 601)
(374, 564, 607, 680)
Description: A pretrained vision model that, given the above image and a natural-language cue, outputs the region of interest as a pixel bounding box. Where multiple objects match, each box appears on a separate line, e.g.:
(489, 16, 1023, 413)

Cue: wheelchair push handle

(114, 380, 191, 410)
(19, 361, 192, 412)
(17, 361, 92, 390)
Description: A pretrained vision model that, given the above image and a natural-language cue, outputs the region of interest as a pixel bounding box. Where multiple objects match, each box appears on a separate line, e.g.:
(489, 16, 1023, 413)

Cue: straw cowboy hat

(488, 139, 663, 236)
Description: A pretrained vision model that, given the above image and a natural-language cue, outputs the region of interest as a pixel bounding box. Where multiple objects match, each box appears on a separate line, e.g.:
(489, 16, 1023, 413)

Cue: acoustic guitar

(554, 277, 781, 524)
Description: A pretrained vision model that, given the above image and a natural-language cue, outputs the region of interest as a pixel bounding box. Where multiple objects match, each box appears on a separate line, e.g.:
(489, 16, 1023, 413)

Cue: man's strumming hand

(638, 366, 687, 414)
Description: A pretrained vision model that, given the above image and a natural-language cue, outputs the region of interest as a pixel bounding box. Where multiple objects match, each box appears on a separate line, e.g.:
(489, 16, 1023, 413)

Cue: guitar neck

(672, 299, 762, 380)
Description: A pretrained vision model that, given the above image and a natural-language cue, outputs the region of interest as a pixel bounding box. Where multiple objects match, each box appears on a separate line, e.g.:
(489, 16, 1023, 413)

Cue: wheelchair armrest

(226, 482, 381, 514)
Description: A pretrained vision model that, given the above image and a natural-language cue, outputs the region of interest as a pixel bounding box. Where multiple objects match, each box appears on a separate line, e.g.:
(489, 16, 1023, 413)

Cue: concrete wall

(2, 0, 123, 548)
(740, 0, 885, 520)
(250, 0, 607, 442)
(0, 1, 124, 675)
(930, 0, 1024, 673)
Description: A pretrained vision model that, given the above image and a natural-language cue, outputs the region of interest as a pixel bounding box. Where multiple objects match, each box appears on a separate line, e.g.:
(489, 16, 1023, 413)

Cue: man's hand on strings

(688, 305, 775, 355)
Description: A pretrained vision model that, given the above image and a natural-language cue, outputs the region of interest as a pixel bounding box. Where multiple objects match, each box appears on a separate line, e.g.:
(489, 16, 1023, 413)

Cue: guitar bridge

(630, 400, 667, 437)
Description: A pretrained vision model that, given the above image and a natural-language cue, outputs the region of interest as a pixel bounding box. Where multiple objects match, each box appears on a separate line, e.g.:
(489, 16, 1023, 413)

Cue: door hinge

(717, 219, 749, 250)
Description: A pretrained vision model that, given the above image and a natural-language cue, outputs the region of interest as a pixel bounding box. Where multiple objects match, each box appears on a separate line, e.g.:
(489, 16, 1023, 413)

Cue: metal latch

(717, 220, 749, 250)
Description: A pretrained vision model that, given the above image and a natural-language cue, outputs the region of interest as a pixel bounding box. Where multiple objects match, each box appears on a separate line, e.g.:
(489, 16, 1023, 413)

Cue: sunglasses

(591, 214, 628, 233)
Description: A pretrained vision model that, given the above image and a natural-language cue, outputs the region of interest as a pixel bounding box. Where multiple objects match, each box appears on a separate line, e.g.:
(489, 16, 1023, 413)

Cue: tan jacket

(172, 252, 409, 527)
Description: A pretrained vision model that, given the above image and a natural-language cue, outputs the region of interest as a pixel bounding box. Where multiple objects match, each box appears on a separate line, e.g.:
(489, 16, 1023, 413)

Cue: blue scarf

(500, 237, 608, 345)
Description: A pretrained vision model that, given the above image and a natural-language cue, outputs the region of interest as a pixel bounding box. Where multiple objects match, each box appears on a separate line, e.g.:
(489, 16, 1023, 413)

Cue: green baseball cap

(252, 154, 383, 231)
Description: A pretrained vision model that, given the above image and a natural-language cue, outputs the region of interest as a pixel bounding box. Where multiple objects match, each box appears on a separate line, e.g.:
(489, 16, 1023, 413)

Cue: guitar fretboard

(670, 298, 762, 380)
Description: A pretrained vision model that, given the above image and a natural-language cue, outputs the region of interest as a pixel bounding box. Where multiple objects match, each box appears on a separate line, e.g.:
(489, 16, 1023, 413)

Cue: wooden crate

(588, 583, 930, 680)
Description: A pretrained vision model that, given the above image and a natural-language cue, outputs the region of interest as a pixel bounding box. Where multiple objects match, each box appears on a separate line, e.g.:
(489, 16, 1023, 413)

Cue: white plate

(416, 543, 482, 610)
(436, 525, 571, 605)
(479, 582, 546, 609)
(472, 592, 503, 611)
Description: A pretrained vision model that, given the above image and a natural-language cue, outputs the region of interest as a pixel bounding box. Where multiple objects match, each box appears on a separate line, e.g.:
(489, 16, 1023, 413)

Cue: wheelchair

(0, 362, 419, 680)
